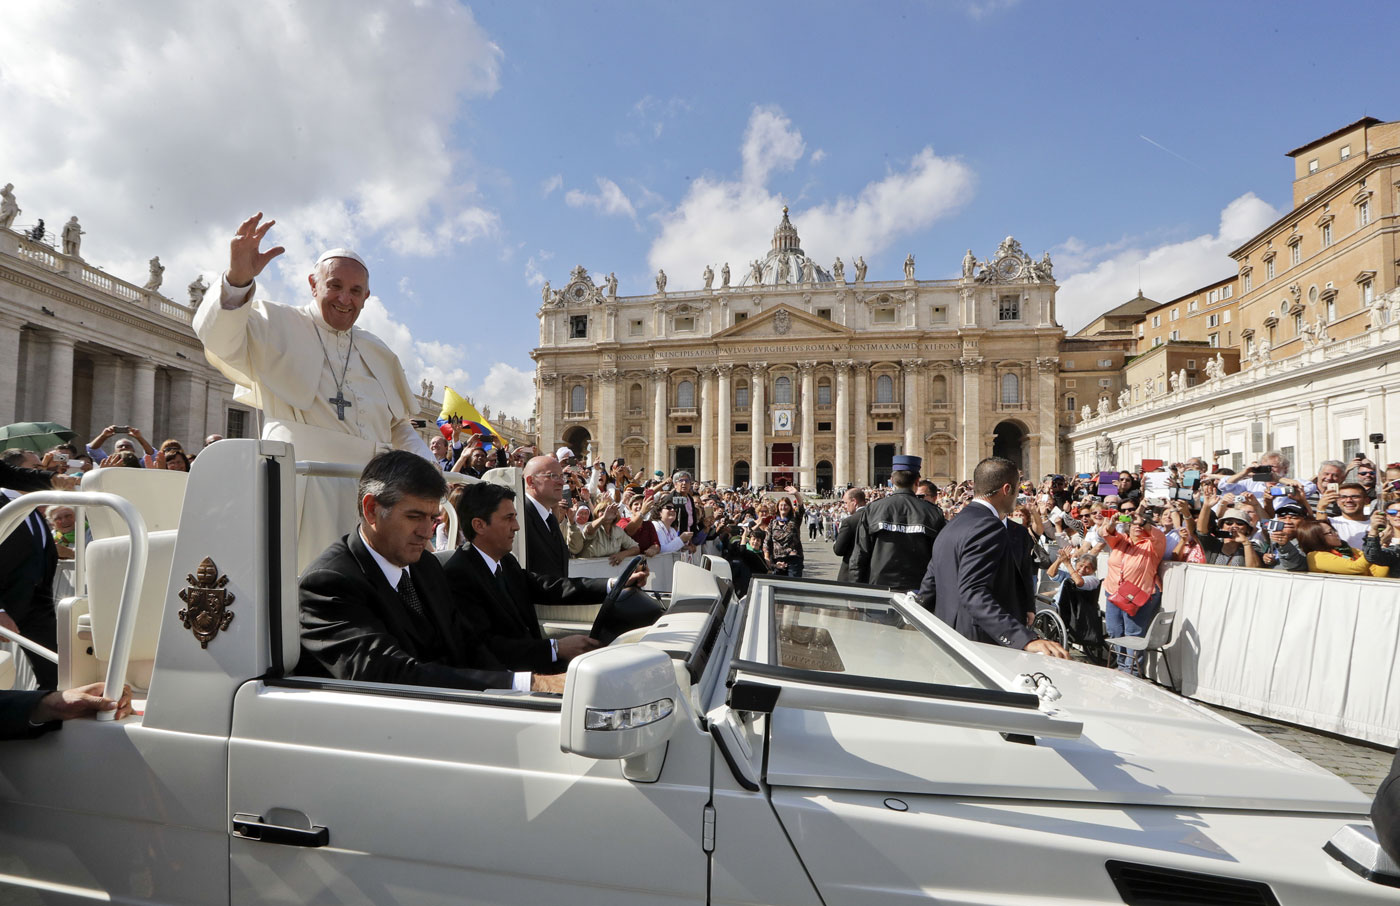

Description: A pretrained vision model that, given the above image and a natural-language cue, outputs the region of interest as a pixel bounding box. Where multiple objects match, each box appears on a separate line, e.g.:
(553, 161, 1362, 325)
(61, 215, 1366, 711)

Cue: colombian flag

(437, 387, 501, 441)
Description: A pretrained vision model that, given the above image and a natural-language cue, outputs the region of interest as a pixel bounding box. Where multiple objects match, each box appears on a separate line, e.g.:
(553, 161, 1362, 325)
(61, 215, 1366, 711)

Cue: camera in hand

(1370, 433, 1385, 445)
(1250, 467, 1274, 481)
(114, 426, 131, 434)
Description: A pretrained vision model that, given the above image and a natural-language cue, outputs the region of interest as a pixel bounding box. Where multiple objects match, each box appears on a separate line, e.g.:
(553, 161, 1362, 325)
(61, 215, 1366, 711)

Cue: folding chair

(1106, 610, 1177, 690)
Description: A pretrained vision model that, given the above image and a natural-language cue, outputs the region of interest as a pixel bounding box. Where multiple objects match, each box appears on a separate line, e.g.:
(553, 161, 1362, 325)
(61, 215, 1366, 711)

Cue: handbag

(1109, 577, 1153, 617)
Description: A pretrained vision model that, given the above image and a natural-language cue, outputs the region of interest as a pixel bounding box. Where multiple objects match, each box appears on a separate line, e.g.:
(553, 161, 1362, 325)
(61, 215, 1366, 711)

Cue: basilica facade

(532, 210, 1067, 491)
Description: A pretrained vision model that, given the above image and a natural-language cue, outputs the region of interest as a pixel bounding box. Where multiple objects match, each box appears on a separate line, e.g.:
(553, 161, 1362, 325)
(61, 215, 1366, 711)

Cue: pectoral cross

(328, 391, 352, 421)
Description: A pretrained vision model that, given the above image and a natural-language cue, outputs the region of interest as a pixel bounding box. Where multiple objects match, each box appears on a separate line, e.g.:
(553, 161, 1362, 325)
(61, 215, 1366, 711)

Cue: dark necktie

(397, 571, 428, 621)
(492, 565, 511, 601)
(546, 512, 560, 535)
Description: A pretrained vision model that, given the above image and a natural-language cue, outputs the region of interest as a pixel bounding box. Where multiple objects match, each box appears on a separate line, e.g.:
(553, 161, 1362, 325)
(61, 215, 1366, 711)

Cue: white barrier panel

(1155, 561, 1400, 746)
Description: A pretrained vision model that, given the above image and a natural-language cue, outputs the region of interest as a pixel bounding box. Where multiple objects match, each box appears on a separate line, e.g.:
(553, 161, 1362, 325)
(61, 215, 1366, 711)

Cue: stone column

(651, 366, 669, 475)
(902, 358, 922, 459)
(834, 361, 851, 488)
(537, 373, 559, 455)
(0, 314, 23, 426)
(798, 363, 816, 491)
(716, 364, 733, 486)
(749, 363, 767, 487)
(46, 334, 77, 429)
(853, 363, 870, 485)
(89, 353, 120, 436)
(1036, 356, 1058, 476)
(132, 359, 157, 436)
(960, 356, 984, 477)
(699, 366, 716, 483)
(597, 369, 619, 465)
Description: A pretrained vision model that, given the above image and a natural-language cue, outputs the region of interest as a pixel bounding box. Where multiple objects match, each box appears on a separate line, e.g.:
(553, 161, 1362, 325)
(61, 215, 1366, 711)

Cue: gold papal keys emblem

(177, 557, 235, 648)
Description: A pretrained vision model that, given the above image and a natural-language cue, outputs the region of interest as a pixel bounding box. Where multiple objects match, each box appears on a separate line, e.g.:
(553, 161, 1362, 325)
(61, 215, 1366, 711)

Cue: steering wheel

(589, 555, 660, 644)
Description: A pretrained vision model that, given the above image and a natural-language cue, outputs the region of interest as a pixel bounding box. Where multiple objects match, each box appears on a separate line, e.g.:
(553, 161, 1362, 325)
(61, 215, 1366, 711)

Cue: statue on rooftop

(854, 256, 867, 282)
(144, 256, 164, 291)
(961, 249, 977, 279)
(1117, 388, 1131, 409)
(655, 269, 667, 293)
(801, 258, 816, 283)
(606, 272, 618, 297)
(61, 216, 83, 257)
(750, 259, 764, 283)
(187, 274, 209, 306)
(1099, 397, 1112, 418)
(1313, 313, 1330, 345)
(703, 265, 714, 290)
(832, 257, 844, 282)
(720, 262, 730, 288)
(903, 254, 916, 280)
(1095, 432, 1116, 472)
(0, 184, 18, 230)
(776, 256, 790, 283)
(1080, 403, 1092, 422)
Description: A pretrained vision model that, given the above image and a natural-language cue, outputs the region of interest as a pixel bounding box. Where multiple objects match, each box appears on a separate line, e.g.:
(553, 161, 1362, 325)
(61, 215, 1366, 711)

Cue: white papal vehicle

(1, 438, 1397, 904)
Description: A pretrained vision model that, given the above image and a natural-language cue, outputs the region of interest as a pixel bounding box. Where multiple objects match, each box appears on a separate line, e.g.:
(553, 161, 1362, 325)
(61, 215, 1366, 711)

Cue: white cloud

(810, 149, 827, 164)
(474, 362, 536, 421)
(0, 1, 502, 298)
(1055, 193, 1280, 333)
(630, 95, 691, 140)
(741, 106, 806, 187)
(524, 249, 554, 288)
(565, 177, 637, 220)
(649, 105, 975, 287)
(540, 174, 563, 197)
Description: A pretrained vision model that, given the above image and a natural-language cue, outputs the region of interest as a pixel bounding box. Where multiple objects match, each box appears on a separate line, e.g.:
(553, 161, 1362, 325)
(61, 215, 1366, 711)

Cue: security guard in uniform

(853, 455, 946, 591)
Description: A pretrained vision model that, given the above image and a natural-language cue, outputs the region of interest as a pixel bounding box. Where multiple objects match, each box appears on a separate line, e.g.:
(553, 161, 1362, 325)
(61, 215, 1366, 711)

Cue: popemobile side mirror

(561, 645, 681, 782)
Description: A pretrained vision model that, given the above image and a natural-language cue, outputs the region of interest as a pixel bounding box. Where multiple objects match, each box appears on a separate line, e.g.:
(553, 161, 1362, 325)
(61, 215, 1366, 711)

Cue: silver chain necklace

(313, 323, 356, 420)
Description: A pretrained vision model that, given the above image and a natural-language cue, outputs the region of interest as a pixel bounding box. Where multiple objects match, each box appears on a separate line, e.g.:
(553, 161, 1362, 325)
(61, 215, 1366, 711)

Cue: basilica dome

(738, 207, 834, 287)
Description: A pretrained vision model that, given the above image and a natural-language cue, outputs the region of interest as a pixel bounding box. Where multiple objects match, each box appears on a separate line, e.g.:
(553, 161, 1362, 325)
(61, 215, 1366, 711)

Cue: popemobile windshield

(0, 438, 1395, 903)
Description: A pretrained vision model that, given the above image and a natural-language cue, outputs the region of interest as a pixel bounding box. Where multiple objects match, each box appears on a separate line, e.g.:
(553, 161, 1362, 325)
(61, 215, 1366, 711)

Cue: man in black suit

(521, 455, 571, 579)
(443, 484, 649, 672)
(920, 456, 1069, 659)
(1, 448, 62, 689)
(298, 450, 566, 692)
(831, 487, 866, 583)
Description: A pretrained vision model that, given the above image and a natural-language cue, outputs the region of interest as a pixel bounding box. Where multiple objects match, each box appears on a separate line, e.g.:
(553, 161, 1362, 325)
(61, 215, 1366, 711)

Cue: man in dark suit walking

(298, 451, 566, 692)
(443, 483, 650, 672)
(920, 456, 1069, 659)
(831, 487, 866, 583)
(1, 449, 62, 689)
(521, 455, 571, 579)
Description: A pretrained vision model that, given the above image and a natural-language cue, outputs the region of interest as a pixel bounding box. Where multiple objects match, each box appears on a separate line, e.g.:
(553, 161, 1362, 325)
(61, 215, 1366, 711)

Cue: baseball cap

(1273, 501, 1305, 516)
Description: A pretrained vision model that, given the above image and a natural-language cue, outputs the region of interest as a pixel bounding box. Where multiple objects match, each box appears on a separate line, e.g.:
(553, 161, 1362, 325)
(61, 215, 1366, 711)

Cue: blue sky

(1, 0, 1394, 417)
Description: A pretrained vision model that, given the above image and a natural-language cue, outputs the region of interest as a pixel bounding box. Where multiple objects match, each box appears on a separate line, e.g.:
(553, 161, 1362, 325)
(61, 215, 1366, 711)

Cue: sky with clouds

(1, 0, 1393, 419)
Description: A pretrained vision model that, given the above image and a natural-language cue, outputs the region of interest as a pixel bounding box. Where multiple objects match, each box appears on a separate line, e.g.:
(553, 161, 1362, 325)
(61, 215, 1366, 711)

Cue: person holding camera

(1100, 504, 1167, 676)
(1218, 451, 1291, 505)
(1255, 502, 1309, 571)
(1362, 497, 1400, 572)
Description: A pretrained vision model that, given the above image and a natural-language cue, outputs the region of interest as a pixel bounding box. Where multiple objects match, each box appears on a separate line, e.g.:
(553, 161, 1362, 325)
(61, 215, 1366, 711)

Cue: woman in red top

(1100, 509, 1167, 675)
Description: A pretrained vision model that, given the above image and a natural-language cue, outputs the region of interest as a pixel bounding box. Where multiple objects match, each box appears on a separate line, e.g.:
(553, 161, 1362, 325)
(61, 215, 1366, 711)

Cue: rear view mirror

(561, 645, 680, 780)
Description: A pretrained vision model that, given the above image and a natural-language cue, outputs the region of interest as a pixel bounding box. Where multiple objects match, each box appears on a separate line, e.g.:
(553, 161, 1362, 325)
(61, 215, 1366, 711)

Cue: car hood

(763, 649, 1370, 814)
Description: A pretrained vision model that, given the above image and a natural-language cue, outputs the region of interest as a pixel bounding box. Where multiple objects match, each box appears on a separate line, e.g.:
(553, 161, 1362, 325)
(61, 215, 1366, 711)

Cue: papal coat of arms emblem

(773, 309, 791, 334)
(177, 557, 235, 648)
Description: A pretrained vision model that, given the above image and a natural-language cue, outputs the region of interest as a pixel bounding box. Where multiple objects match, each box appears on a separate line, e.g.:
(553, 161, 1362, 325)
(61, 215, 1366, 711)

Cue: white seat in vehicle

(80, 467, 188, 691)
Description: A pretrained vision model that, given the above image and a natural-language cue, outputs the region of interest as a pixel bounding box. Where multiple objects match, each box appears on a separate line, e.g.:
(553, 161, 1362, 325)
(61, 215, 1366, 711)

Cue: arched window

(930, 374, 948, 404)
(1000, 372, 1020, 406)
(735, 380, 750, 409)
(875, 374, 894, 404)
(817, 378, 832, 406)
(570, 384, 586, 413)
(775, 376, 793, 404)
(677, 380, 695, 408)
(628, 383, 643, 411)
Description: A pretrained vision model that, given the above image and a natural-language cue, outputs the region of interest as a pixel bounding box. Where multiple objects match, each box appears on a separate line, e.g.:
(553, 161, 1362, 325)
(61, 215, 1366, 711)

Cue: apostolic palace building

(532, 209, 1071, 491)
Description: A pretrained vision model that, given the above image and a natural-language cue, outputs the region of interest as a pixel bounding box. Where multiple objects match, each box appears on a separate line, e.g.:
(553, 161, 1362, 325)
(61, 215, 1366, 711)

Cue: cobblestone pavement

(795, 523, 1396, 797)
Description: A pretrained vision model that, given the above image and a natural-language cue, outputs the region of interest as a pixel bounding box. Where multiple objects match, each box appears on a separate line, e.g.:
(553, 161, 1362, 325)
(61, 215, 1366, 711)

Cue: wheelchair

(1033, 579, 1109, 666)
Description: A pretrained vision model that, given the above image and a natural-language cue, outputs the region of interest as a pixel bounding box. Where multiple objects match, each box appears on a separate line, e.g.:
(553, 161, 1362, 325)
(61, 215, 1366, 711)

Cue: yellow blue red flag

(437, 387, 501, 440)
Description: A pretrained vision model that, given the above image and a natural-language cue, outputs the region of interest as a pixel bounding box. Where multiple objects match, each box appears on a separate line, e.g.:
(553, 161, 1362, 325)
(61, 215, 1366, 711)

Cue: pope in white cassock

(194, 213, 433, 566)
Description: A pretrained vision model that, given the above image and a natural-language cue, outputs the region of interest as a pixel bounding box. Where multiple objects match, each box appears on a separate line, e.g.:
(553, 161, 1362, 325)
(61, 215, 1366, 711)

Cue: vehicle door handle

(232, 812, 329, 847)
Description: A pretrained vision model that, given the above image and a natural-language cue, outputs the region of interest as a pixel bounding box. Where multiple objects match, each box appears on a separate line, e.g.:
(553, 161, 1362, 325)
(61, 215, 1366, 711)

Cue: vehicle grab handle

(232, 813, 330, 848)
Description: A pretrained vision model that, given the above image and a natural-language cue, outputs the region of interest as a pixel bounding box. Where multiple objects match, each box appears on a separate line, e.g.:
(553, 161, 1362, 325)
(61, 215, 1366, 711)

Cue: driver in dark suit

(920, 456, 1070, 659)
(442, 483, 648, 673)
(298, 451, 566, 692)
(831, 488, 866, 583)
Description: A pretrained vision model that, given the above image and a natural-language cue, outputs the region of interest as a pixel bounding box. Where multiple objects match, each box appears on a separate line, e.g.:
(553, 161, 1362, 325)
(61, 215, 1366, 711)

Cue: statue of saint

(606, 272, 618, 297)
(903, 254, 916, 280)
(1095, 432, 1116, 472)
(655, 269, 667, 293)
(144, 256, 165, 292)
(832, 257, 844, 282)
(1080, 404, 1092, 422)
(1169, 371, 1182, 393)
(61, 216, 83, 256)
(750, 259, 764, 283)
(703, 265, 714, 290)
(1099, 397, 1112, 418)
(854, 256, 867, 282)
(1257, 339, 1271, 362)
(1039, 252, 1053, 280)
(961, 249, 976, 279)
(1213, 351, 1225, 378)
(1313, 314, 1330, 345)
(187, 274, 210, 306)
(1118, 388, 1131, 409)
(541, 280, 551, 305)
(776, 256, 790, 283)
(1299, 317, 1316, 349)
(720, 262, 730, 288)
(0, 183, 18, 229)
(801, 258, 816, 283)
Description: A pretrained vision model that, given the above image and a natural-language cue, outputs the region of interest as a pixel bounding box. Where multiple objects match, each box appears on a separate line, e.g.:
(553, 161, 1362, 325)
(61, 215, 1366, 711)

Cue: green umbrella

(0, 421, 79, 455)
